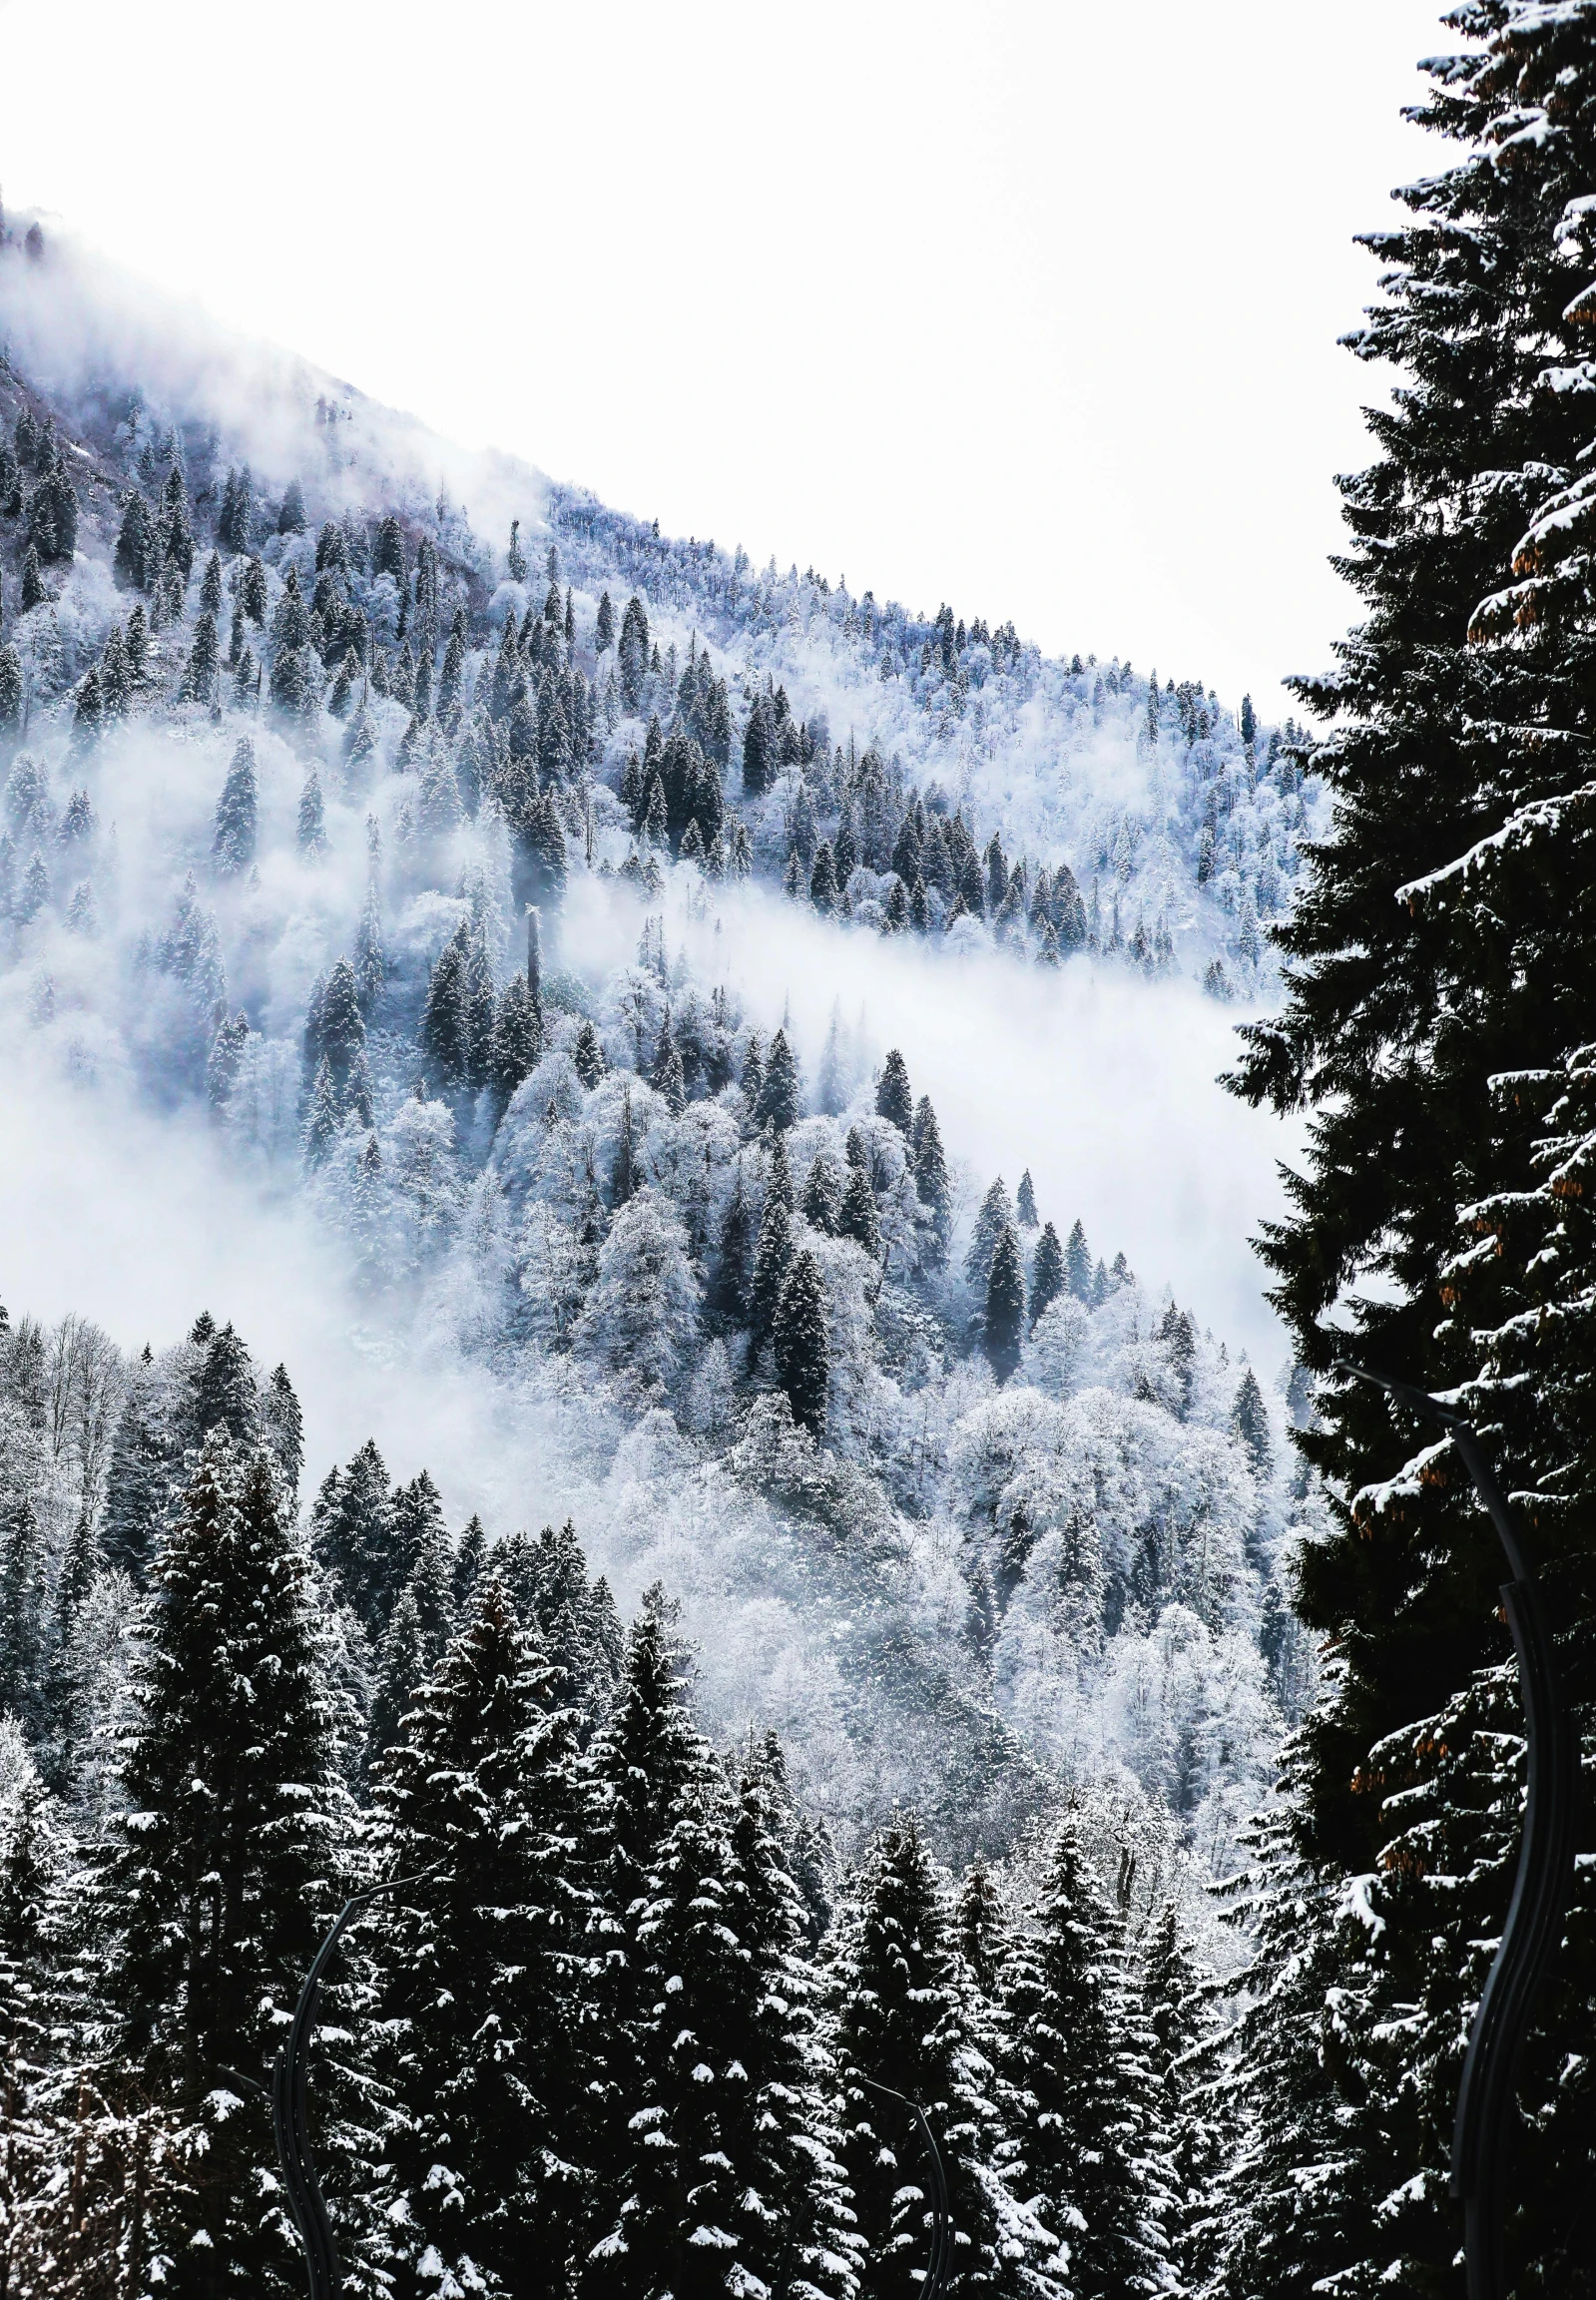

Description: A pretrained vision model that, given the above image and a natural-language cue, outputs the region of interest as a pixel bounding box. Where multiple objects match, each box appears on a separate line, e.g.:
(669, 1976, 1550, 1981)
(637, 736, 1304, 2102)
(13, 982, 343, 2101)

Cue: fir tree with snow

(211, 737, 258, 875)
(92, 1436, 352, 2287)
(774, 1249, 829, 1438)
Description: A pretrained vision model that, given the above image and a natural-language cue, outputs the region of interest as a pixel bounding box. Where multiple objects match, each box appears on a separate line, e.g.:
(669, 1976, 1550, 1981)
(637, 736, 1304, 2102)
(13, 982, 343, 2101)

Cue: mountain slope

(0, 212, 1320, 1870)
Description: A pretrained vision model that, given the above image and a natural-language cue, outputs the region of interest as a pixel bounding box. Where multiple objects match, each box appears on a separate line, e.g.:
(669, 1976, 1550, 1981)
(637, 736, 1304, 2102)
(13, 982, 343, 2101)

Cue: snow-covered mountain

(0, 212, 1322, 1875)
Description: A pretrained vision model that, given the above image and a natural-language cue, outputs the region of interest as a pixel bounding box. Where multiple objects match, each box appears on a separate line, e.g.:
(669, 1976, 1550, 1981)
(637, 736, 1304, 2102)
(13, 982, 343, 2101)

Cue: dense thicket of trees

(0, 1304, 1233, 2300)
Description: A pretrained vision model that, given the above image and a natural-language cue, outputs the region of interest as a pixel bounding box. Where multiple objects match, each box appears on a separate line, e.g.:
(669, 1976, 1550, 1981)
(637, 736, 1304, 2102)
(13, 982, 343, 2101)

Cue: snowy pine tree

(92, 1437, 352, 2287)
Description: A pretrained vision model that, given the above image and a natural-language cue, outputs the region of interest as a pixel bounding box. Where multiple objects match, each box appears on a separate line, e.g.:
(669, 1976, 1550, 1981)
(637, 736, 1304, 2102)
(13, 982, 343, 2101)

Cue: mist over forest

(2, 6, 1595, 2292)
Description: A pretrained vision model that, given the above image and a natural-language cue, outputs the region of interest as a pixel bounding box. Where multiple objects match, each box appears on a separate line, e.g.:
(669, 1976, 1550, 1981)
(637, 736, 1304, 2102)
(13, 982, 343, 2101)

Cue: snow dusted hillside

(0, 213, 1323, 1877)
(0, 220, 1324, 995)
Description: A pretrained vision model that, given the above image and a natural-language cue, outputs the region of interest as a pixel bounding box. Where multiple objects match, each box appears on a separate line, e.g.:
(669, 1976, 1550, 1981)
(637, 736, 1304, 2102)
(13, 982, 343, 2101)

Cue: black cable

(859, 2075, 952, 2300)
(272, 1864, 445, 2300)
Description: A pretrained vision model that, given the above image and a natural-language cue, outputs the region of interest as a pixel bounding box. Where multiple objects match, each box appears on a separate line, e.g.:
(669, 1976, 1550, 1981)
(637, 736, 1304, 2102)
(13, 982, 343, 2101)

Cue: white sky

(0, 0, 1445, 712)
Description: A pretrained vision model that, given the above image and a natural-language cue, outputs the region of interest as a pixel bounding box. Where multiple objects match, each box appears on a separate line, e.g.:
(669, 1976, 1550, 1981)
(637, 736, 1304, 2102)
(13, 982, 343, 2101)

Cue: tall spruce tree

(838, 1159, 882, 1260)
(1028, 1223, 1064, 1329)
(1063, 1219, 1093, 1303)
(710, 1166, 755, 1327)
(212, 738, 258, 875)
(773, 1249, 829, 1438)
(965, 1178, 1016, 1293)
(830, 1815, 1052, 2300)
(875, 1049, 913, 1135)
(194, 1320, 258, 1443)
(583, 1604, 717, 2262)
(911, 1097, 952, 1268)
(1221, 11, 1596, 2288)
(756, 1027, 801, 1133)
(310, 1437, 397, 1635)
(998, 1816, 1157, 2300)
(749, 1184, 794, 1350)
(92, 1437, 351, 2292)
(490, 971, 543, 1106)
(365, 1577, 593, 2300)
(586, 1753, 854, 2300)
(982, 1228, 1026, 1386)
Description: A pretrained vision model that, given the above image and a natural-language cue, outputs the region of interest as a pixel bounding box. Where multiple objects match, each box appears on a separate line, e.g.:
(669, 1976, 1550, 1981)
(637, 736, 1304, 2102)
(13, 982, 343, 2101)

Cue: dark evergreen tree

(301, 1057, 340, 1165)
(101, 1353, 187, 1583)
(194, 1322, 258, 1443)
(1204, 1750, 1377, 2300)
(582, 1602, 715, 2225)
(0, 1496, 45, 1729)
(262, 1363, 303, 1505)
(710, 1166, 755, 1327)
(0, 641, 22, 737)
(756, 1026, 800, 1133)
(801, 1150, 843, 1236)
(366, 1578, 593, 2298)
(911, 1097, 952, 1268)
(749, 1186, 793, 1349)
(587, 1749, 853, 2300)
(296, 764, 328, 857)
(20, 545, 49, 613)
(1215, 39, 1596, 2287)
(490, 971, 544, 1106)
(115, 491, 154, 589)
(217, 464, 253, 554)
(369, 1480, 458, 1761)
(1029, 1222, 1064, 1329)
(773, 1249, 828, 1438)
(1231, 1368, 1272, 1478)
(964, 1178, 1015, 1292)
(1141, 1900, 1229, 2298)
(451, 1511, 487, 1613)
(875, 1049, 913, 1135)
(651, 1013, 687, 1116)
(368, 1586, 429, 1763)
(1156, 1303, 1195, 1421)
(40, 1507, 101, 1783)
(999, 1816, 1157, 2300)
(316, 955, 367, 1098)
(492, 1517, 623, 1714)
(833, 1158, 877, 1257)
(611, 1084, 637, 1208)
(739, 1031, 764, 1117)
(93, 1438, 350, 2291)
(420, 919, 493, 1088)
(573, 1018, 607, 1088)
(1015, 1170, 1038, 1229)
(618, 595, 650, 711)
(831, 1815, 1040, 2300)
(389, 1467, 451, 1597)
(26, 462, 77, 563)
(983, 1226, 1026, 1385)
(742, 694, 776, 796)
(309, 1437, 397, 1635)
(72, 664, 105, 749)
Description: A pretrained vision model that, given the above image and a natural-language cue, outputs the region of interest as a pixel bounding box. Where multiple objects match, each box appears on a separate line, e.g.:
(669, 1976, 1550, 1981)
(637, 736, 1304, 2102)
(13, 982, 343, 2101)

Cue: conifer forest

(2, 5, 1596, 2296)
